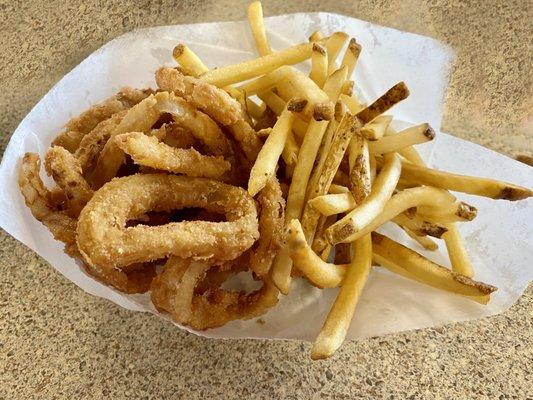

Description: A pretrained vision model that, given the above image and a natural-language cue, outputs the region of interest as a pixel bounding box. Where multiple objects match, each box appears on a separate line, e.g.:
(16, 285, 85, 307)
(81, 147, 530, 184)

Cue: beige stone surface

(0, 1, 531, 398)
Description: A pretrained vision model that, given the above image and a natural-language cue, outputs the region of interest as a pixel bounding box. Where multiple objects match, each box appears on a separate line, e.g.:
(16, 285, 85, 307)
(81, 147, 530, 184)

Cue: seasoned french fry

(311, 234, 371, 360)
(258, 90, 308, 141)
(369, 123, 435, 154)
(384, 126, 426, 165)
(310, 43, 328, 88)
(329, 184, 350, 194)
(286, 219, 347, 288)
(247, 1, 272, 56)
(326, 32, 349, 74)
(361, 115, 393, 141)
(309, 192, 356, 216)
(442, 223, 474, 277)
(328, 153, 401, 241)
(248, 104, 297, 195)
(173, 44, 209, 76)
(327, 186, 456, 244)
(340, 38, 362, 78)
(357, 82, 409, 124)
(347, 133, 371, 203)
(372, 233, 495, 300)
(399, 160, 533, 200)
(200, 41, 316, 87)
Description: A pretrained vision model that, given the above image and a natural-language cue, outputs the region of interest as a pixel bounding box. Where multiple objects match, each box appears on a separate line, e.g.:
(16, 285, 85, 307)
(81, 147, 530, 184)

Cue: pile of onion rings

(18, 66, 285, 329)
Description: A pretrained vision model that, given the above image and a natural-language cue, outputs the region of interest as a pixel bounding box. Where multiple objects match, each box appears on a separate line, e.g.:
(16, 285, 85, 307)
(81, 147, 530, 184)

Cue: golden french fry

(309, 30, 324, 42)
(341, 93, 365, 114)
(283, 129, 299, 177)
(369, 123, 435, 154)
(417, 201, 477, 223)
(442, 223, 474, 277)
(328, 152, 401, 241)
(310, 43, 328, 88)
(201, 42, 316, 87)
(327, 186, 456, 244)
(286, 219, 347, 288)
(361, 115, 393, 141)
(329, 184, 350, 194)
(239, 67, 289, 96)
(357, 82, 410, 124)
(334, 242, 352, 264)
(246, 98, 266, 120)
(311, 234, 371, 360)
(309, 192, 356, 216)
(372, 233, 495, 300)
(247, 1, 272, 56)
(258, 90, 308, 141)
(340, 38, 362, 78)
(384, 126, 426, 165)
(312, 214, 339, 254)
(173, 44, 209, 76)
(248, 104, 297, 196)
(347, 133, 371, 203)
(392, 213, 448, 238)
(395, 223, 439, 251)
(326, 32, 349, 74)
(400, 160, 533, 200)
(341, 80, 354, 96)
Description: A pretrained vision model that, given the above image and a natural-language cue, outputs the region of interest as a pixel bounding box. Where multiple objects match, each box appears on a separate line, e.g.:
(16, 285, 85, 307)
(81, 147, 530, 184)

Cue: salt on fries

(18, 1, 532, 359)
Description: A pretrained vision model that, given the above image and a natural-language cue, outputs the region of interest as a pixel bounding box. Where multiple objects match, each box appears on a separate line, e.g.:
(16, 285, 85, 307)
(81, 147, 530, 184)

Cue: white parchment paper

(1, 13, 531, 341)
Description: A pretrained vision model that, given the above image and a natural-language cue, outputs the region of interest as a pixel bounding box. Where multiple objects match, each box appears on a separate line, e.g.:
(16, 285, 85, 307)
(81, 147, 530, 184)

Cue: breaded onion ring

(18, 153, 78, 254)
(155, 67, 262, 163)
(77, 174, 259, 269)
(52, 88, 152, 152)
(249, 178, 285, 277)
(151, 256, 279, 330)
(115, 132, 231, 178)
(45, 146, 93, 217)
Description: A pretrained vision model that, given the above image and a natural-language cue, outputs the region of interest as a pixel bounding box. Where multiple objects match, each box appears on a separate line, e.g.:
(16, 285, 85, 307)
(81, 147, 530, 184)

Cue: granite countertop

(0, 1, 531, 399)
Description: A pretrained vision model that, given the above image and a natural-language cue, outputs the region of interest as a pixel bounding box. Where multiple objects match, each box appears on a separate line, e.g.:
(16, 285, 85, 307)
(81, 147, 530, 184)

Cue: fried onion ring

(115, 132, 231, 178)
(44, 146, 93, 217)
(249, 178, 285, 277)
(155, 67, 262, 163)
(151, 256, 278, 330)
(77, 174, 259, 269)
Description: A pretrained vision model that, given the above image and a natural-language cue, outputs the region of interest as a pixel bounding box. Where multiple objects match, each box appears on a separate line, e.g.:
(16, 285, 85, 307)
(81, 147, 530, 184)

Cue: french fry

(276, 67, 336, 120)
(248, 103, 297, 195)
(341, 80, 354, 96)
(283, 129, 299, 177)
(369, 123, 435, 154)
(341, 93, 365, 114)
(326, 32, 349, 74)
(302, 114, 363, 242)
(384, 126, 426, 165)
(245, 98, 266, 120)
(239, 67, 289, 96)
(310, 43, 328, 88)
(328, 153, 401, 241)
(361, 115, 393, 141)
(327, 186, 456, 244)
(309, 192, 356, 216)
(320, 244, 333, 262)
(340, 38, 362, 78)
(309, 30, 324, 42)
(398, 225, 439, 251)
(173, 44, 209, 76)
(442, 223, 474, 277)
(311, 234, 371, 360)
(286, 219, 347, 288)
(347, 133, 371, 203)
(356, 82, 410, 124)
(417, 201, 477, 223)
(312, 214, 338, 254)
(334, 242, 352, 264)
(247, 1, 272, 56)
(371, 233, 496, 300)
(392, 213, 448, 238)
(258, 90, 308, 141)
(200, 41, 316, 87)
(399, 160, 533, 200)
(329, 184, 350, 194)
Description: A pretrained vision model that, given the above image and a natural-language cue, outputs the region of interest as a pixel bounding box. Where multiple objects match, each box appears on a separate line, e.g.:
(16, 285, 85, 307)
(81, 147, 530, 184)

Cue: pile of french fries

(173, 1, 532, 359)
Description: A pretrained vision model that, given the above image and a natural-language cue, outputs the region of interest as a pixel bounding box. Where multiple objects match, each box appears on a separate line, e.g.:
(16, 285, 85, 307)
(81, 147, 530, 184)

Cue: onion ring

(155, 67, 262, 163)
(77, 173, 259, 269)
(249, 178, 285, 277)
(18, 153, 78, 254)
(151, 256, 279, 330)
(52, 88, 152, 152)
(115, 132, 231, 178)
(44, 146, 93, 217)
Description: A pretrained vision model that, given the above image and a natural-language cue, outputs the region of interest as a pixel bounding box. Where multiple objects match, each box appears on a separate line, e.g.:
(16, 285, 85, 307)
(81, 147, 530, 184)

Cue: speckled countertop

(0, 1, 531, 399)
